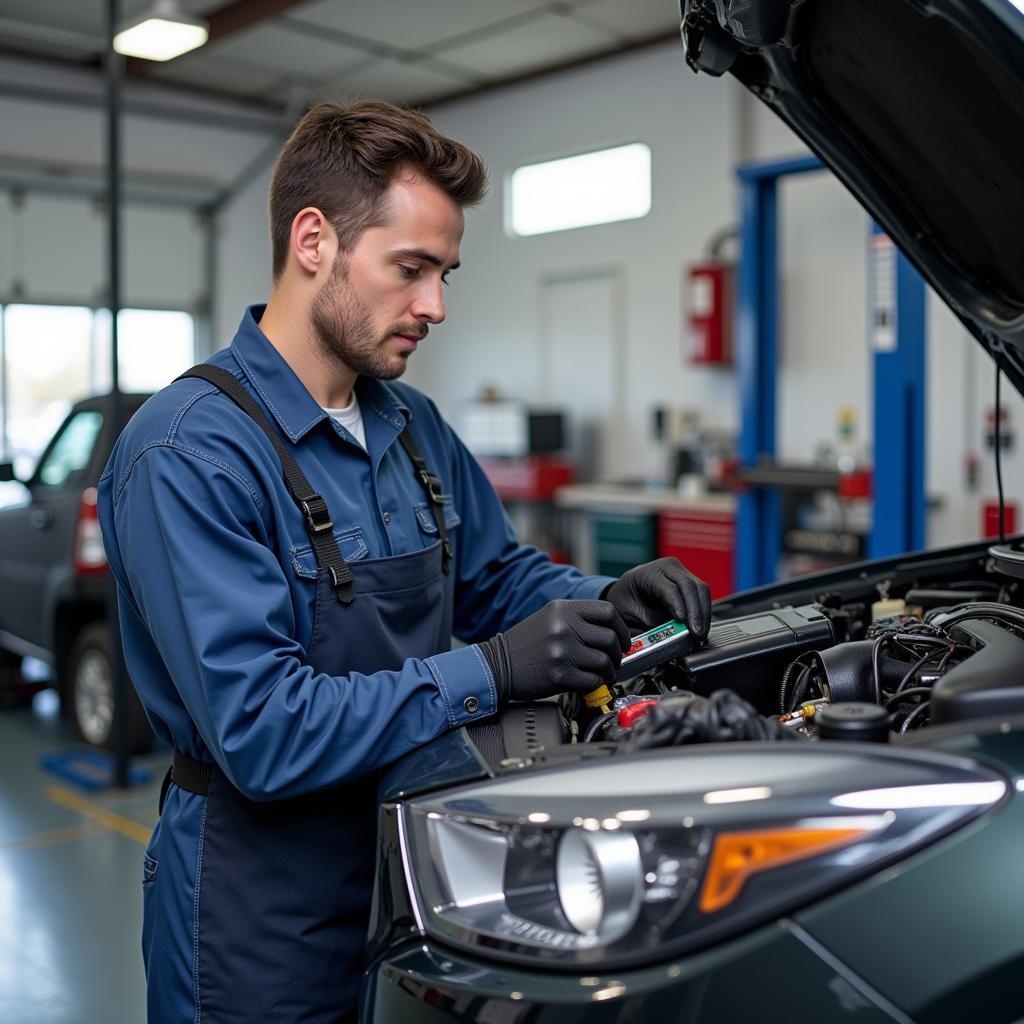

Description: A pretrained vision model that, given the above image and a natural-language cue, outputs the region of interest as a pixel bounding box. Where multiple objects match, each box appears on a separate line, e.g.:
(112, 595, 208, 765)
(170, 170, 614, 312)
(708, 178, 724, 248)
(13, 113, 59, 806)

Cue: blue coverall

(98, 305, 615, 1022)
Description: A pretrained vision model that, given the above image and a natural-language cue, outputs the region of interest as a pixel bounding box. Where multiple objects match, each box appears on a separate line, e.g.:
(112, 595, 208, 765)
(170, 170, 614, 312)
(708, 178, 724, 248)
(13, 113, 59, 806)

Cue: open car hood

(681, 0, 1024, 395)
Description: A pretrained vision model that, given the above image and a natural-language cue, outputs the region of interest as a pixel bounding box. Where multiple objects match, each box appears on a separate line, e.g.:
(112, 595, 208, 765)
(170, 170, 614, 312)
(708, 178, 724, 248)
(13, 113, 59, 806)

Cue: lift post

(868, 223, 927, 558)
(735, 156, 926, 589)
(735, 155, 822, 591)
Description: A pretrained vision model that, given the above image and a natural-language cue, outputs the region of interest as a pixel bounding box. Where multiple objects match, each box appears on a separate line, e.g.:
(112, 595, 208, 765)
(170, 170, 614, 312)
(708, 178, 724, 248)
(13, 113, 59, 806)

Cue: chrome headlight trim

(401, 744, 1008, 968)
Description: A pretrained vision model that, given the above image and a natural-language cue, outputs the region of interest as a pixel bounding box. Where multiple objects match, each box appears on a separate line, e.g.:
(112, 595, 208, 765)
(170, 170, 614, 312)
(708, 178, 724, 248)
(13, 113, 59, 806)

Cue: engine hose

(779, 656, 815, 714)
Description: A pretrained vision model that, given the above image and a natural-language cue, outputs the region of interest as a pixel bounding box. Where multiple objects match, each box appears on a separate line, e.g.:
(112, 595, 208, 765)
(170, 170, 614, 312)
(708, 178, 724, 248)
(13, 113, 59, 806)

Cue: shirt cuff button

(463, 696, 479, 714)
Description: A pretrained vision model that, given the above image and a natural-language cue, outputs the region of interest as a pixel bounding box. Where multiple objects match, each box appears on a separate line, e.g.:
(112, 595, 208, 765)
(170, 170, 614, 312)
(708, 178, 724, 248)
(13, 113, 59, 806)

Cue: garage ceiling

(0, 0, 681, 110)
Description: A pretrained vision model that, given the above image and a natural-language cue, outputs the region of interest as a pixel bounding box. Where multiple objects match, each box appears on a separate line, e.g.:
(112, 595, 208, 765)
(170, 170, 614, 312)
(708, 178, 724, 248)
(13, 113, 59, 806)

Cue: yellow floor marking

(45, 785, 153, 846)
(0, 821, 104, 852)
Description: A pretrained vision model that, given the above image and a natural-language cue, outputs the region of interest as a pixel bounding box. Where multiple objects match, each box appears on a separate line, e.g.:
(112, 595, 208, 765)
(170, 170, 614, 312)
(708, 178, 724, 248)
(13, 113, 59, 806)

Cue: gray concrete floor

(0, 689, 168, 1024)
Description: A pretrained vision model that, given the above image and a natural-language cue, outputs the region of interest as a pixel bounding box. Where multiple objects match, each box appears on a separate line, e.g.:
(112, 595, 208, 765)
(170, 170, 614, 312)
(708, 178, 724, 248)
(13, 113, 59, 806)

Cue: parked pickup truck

(0, 393, 153, 752)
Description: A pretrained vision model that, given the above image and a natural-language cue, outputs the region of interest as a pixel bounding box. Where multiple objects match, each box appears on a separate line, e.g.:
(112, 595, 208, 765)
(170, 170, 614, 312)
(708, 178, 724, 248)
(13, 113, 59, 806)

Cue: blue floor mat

(39, 747, 154, 791)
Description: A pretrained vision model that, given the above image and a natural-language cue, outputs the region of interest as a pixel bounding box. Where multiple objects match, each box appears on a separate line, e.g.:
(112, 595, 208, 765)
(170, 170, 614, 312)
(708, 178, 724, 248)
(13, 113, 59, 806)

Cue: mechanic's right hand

(478, 600, 630, 703)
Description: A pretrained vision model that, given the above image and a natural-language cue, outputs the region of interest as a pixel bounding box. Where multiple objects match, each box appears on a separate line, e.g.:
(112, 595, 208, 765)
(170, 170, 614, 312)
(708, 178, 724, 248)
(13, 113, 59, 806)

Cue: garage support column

(105, 0, 129, 788)
(735, 156, 823, 590)
(868, 223, 927, 558)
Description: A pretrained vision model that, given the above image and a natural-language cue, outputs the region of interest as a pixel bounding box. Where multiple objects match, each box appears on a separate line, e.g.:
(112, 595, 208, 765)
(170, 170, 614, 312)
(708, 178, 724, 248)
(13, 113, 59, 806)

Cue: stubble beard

(310, 256, 412, 382)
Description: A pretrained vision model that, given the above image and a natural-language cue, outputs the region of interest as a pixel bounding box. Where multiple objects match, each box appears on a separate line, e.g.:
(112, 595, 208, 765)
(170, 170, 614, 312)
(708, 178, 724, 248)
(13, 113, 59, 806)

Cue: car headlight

(401, 744, 1006, 968)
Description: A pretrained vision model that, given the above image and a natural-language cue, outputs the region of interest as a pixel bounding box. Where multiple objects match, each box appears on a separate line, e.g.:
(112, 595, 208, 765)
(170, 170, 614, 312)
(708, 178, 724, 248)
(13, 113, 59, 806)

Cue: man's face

(310, 170, 464, 383)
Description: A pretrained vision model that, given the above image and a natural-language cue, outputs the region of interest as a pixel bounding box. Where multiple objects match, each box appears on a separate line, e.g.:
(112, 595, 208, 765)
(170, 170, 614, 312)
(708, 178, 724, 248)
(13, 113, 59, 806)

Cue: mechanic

(97, 99, 712, 1024)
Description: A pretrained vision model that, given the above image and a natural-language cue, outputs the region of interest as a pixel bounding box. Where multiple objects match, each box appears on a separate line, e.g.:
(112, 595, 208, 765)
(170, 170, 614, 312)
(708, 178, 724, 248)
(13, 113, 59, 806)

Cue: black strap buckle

(418, 469, 444, 504)
(300, 494, 333, 534)
(329, 565, 355, 604)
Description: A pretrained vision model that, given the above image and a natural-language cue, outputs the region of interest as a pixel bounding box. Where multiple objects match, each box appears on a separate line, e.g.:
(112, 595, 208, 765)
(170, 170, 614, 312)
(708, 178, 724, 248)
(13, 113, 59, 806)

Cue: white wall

(776, 171, 869, 465)
(213, 164, 274, 347)
(419, 43, 739, 485)
(421, 47, 874, 485)
(927, 294, 1024, 546)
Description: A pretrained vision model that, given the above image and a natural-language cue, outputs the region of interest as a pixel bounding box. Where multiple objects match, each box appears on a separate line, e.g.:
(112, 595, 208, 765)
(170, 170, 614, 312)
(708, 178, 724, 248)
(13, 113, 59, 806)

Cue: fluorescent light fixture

(114, 0, 208, 61)
(508, 142, 651, 237)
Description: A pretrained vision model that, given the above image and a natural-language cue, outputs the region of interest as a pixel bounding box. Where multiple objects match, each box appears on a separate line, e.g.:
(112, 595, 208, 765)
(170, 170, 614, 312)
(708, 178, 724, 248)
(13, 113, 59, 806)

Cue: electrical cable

(789, 665, 815, 710)
(893, 647, 948, 695)
(932, 603, 1024, 632)
(934, 646, 958, 673)
(884, 685, 934, 708)
(899, 700, 931, 733)
(995, 357, 1005, 545)
(778, 654, 816, 714)
(871, 635, 888, 704)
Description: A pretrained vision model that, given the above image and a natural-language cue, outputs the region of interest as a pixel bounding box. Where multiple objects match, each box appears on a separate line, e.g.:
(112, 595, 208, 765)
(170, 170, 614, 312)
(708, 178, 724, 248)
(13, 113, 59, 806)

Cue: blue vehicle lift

(735, 155, 926, 590)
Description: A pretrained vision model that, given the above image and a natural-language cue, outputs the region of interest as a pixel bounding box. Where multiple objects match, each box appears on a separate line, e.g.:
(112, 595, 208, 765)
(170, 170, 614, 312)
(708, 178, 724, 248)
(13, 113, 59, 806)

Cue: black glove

(602, 557, 712, 639)
(479, 600, 630, 703)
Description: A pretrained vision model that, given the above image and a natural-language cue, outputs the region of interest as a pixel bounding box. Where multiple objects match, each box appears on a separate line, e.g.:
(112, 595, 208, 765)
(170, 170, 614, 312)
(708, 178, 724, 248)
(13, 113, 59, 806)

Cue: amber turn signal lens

(699, 826, 870, 914)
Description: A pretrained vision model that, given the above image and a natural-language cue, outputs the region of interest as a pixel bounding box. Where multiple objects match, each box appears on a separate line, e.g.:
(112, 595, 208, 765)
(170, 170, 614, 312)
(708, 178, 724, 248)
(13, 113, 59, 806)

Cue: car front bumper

(361, 918, 909, 1023)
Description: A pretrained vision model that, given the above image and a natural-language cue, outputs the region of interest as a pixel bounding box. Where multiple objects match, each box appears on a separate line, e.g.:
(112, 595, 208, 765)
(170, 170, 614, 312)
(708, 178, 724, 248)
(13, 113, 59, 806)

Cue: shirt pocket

(289, 527, 369, 579)
(413, 496, 462, 537)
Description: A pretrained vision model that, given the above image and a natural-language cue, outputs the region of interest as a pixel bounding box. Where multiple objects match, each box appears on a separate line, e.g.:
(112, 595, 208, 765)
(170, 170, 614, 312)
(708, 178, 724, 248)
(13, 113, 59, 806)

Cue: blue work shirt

(98, 305, 613, 799)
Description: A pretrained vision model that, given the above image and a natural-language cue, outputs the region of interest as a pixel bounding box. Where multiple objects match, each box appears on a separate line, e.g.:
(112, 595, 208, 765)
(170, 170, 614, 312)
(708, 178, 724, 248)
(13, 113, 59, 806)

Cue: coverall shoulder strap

(176, 364, 355, 604)
(398, 429, 452, 574)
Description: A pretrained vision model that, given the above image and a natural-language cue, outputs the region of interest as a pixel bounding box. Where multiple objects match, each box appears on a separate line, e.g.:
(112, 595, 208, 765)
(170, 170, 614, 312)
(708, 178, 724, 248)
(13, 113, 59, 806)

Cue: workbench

(554, 484, 736, 598)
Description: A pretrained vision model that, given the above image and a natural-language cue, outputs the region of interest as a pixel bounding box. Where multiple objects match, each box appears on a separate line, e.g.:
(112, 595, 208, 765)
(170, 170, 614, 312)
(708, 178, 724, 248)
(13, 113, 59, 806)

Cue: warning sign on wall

(870, 233, 897, 352)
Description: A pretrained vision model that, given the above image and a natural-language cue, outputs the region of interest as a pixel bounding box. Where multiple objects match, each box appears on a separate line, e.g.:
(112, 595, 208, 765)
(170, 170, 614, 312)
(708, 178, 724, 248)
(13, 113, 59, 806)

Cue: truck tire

(69, 622, 152, 754)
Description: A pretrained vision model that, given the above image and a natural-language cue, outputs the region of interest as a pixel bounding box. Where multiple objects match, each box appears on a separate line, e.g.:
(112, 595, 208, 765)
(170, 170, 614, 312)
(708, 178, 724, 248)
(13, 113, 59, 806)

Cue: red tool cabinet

(658, 507, 735, 600)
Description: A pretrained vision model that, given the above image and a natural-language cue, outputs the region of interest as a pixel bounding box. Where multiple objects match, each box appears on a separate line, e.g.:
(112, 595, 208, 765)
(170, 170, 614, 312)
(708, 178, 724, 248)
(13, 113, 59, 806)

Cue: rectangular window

(0, 304, 195, 475)
(507, 142, 652, 237)
(92, 308, 195, 394)
(3, 304, 95, 473)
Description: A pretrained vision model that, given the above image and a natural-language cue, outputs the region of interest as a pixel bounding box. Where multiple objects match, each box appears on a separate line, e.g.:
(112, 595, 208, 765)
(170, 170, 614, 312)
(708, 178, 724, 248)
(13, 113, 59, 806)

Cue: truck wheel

(69, 623, 152, 754)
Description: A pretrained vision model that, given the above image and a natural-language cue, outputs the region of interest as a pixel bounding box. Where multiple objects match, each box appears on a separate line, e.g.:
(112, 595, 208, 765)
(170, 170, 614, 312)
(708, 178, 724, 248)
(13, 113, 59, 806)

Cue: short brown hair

(268, 99, 488, 278)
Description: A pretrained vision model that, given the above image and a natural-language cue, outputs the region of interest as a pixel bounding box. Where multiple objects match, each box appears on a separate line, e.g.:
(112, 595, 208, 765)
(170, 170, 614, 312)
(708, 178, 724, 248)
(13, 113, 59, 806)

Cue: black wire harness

(624, 689, 804, 750)
(772, 604, 1022, 735)
(579, 602, 1022, 748)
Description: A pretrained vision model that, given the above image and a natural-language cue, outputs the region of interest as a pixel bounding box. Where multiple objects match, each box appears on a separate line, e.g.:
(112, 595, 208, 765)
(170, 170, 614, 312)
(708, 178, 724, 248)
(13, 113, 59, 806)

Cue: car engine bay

(472, 540, 1024, 767)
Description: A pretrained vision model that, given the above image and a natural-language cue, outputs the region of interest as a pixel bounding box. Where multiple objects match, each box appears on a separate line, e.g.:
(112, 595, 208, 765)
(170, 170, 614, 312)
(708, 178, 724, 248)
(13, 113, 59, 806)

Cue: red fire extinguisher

(686, 263, 734, 365)
(686, 227, 737, 366)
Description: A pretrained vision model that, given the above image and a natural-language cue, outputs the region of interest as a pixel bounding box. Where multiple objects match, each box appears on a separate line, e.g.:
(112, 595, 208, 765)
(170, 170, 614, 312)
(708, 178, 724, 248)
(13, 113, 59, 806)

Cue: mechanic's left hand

(603, 557, 712, 640)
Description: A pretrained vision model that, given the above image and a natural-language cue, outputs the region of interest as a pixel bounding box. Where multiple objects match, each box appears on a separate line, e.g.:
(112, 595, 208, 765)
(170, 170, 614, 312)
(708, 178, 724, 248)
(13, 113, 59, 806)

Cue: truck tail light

(75, 488, 107, 575)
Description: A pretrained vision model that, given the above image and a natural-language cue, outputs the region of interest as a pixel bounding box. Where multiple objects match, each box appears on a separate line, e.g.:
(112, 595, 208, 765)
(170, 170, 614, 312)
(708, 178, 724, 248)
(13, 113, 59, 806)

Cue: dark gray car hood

(681, 0, 1024, 395)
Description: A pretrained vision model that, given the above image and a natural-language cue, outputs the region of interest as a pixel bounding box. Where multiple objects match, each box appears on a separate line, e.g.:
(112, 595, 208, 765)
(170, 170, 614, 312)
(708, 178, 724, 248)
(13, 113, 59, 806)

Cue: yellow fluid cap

(584, 684, 613, 712)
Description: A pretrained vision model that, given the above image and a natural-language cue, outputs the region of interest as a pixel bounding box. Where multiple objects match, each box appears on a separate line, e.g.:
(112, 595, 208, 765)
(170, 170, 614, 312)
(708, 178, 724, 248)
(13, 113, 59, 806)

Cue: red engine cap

(617, 699, 658, 728)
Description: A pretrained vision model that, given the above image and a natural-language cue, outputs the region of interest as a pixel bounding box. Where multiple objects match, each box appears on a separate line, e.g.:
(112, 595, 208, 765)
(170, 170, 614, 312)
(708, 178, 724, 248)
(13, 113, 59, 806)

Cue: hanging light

(113, 0, 209, 62)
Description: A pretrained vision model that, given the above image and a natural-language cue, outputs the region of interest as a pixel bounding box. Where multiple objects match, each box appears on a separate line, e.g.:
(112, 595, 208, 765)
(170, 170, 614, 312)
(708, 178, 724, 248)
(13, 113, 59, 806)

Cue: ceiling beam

(204, 0, 313, 43)
(0, 52, 287, 133)
(419, 30, 681, 110)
